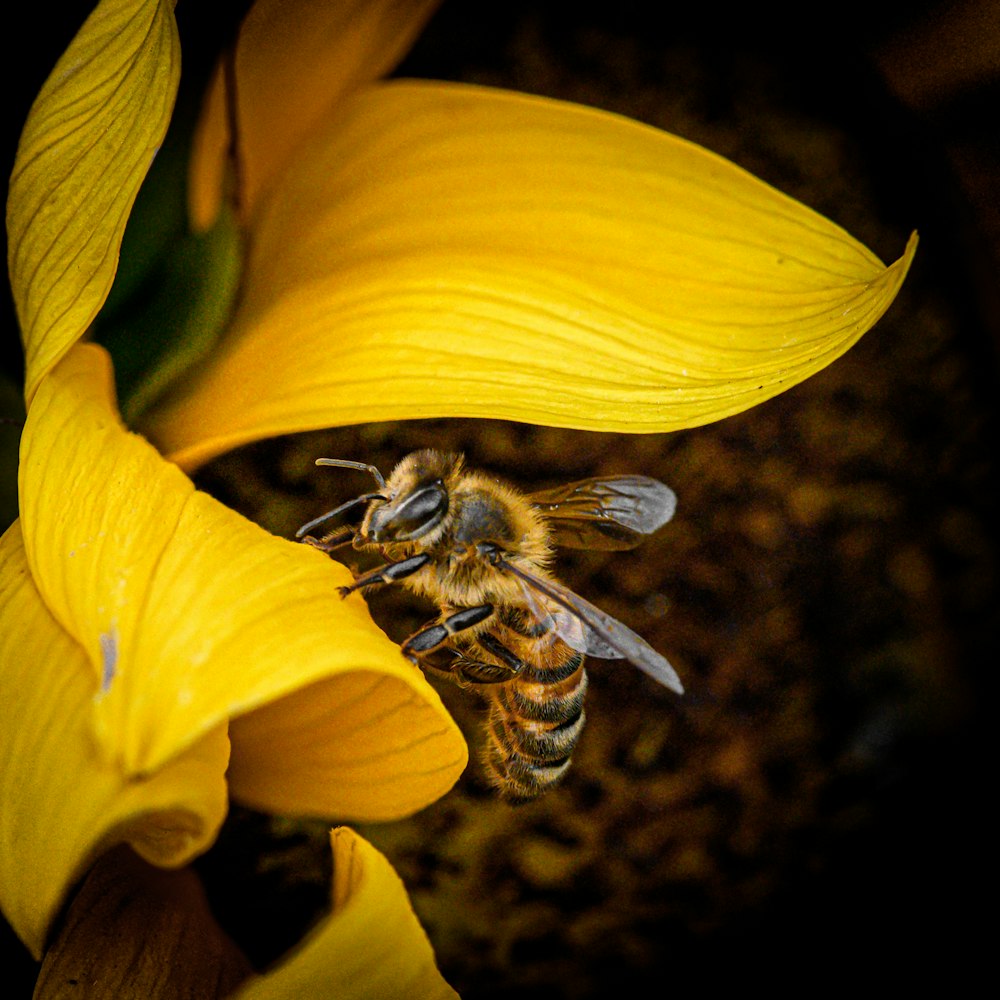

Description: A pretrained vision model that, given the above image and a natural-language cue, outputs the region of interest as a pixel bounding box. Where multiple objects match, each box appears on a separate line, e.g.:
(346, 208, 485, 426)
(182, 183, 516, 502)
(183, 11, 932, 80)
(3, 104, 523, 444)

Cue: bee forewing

(513, 574, 609, 657)
(507, 563, 684, 695)
(548, 607, 620, 660)
(585, 613, 684, 695)
(530, 475, 677, 550)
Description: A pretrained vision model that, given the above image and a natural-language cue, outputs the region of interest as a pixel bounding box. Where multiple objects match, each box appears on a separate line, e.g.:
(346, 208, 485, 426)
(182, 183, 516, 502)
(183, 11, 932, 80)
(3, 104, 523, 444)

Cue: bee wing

(503, 561, 684, 695)
(529, 475, 677, 550)
(511, 570, 615, 658)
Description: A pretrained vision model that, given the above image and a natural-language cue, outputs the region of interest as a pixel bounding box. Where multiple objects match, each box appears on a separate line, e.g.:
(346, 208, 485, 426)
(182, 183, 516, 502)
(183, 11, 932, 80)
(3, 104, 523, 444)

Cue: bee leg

(409, 629, 524, 685)
(301, 526, 355, 552)
(454, 660, 521, 684)
(471, 633, 526, 680)
(418, 646, 468, 681)
(401, 604, 495, 664)
(337, 553, 431, 596)
(411, 644, 512, 686)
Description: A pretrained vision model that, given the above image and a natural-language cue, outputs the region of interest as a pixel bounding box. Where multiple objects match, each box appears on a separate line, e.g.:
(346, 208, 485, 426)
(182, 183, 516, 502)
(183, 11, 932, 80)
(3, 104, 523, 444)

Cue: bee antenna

(315, 458, 387, 491)
(295, 492, 385, 538)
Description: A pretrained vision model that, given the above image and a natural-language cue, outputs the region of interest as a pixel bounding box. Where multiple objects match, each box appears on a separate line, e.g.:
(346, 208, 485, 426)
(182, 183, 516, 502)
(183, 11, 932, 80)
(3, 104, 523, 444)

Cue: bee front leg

(301, 526, 356, 552)
(401, 604, 495, 664)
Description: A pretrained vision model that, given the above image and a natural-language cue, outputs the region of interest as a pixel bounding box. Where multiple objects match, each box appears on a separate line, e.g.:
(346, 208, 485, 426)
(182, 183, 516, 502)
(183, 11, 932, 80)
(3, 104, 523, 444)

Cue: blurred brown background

(4, 1, 997, 995)
(197, 2, 997, 993)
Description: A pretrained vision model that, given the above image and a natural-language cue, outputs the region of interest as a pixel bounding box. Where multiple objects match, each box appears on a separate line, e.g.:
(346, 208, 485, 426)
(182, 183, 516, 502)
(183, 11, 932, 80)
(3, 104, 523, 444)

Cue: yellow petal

(32, 847, 252, 1000)
(227, 665, 468, 820)
(18, 342, 193, 696)
(144, 81, 917, 471)
(189, 0, 442, 227)
(0, 521, 229, 959)
(233, 828, 457, 1000)
(7, 0, 180, 405)
(18, 344, 465, 815)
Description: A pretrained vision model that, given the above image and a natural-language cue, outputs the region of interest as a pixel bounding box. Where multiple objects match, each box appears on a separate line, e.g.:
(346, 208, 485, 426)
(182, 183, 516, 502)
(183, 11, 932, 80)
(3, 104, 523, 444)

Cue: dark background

(4, 2, 996, 995)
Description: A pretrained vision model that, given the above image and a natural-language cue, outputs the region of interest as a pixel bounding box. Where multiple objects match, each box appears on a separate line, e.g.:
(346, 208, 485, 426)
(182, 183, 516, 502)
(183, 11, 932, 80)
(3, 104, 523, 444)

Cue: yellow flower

(1, 341, 465, 993)
(7, 0, 916, 474)
(4, 8, 465, 992)
(3, 0, 917, 995)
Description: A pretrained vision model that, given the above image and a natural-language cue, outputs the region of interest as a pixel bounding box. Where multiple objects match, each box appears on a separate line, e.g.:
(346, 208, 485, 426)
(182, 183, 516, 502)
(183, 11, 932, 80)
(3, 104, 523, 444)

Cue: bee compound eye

(371, 481, 448, 541)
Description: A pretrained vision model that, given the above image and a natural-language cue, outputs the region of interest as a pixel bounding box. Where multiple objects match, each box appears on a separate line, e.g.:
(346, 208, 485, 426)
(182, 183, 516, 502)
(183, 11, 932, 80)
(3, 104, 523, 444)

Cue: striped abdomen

(482, 643, 589, 803)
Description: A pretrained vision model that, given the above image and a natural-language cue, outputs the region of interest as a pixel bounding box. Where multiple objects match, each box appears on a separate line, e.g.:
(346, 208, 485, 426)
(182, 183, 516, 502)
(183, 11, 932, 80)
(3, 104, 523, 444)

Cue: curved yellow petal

(189, 0, 442, 228)
(18, 342, 193, 695)
(228, 666, 468, 820)
(19, 344, 465, 817)
(234, 828, 457, 1000)
(0, 521, 229, 959)
(7, 0, 180, 405)
(145, 81, 917, 471)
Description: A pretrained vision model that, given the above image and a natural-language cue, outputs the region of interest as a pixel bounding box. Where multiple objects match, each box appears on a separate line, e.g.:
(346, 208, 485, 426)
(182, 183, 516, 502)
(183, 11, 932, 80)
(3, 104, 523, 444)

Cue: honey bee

(297, 450, 682, 803)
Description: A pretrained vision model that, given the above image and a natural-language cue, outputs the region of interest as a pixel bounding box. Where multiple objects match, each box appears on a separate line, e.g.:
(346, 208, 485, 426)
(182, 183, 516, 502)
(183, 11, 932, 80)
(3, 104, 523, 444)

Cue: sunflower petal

(18, 344, 465, 816)
(233, 828, 457, 1000)
(189, 0, 442, 227)
(7, 0, 180, 405)
(0, 521, 230, 959)
(144, 81, 917, 471)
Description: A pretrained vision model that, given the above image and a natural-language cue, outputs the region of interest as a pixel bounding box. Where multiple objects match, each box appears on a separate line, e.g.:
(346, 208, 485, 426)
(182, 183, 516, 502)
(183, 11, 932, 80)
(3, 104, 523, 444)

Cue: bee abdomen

(484, 745, 575, 804)
(501, 667, 588, 725)
(520, 657, 584, 685)
(487, 699, 587, 761)
(482, 654, 588, 802)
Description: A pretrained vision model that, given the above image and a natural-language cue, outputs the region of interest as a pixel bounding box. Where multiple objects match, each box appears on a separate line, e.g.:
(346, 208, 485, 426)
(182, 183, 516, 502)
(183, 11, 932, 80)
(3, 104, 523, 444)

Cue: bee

(297, 449, 682, 803)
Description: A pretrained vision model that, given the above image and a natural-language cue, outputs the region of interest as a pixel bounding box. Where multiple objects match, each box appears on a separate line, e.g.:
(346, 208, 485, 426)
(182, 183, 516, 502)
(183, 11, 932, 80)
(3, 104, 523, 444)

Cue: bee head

(364, 451, 462, 544)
